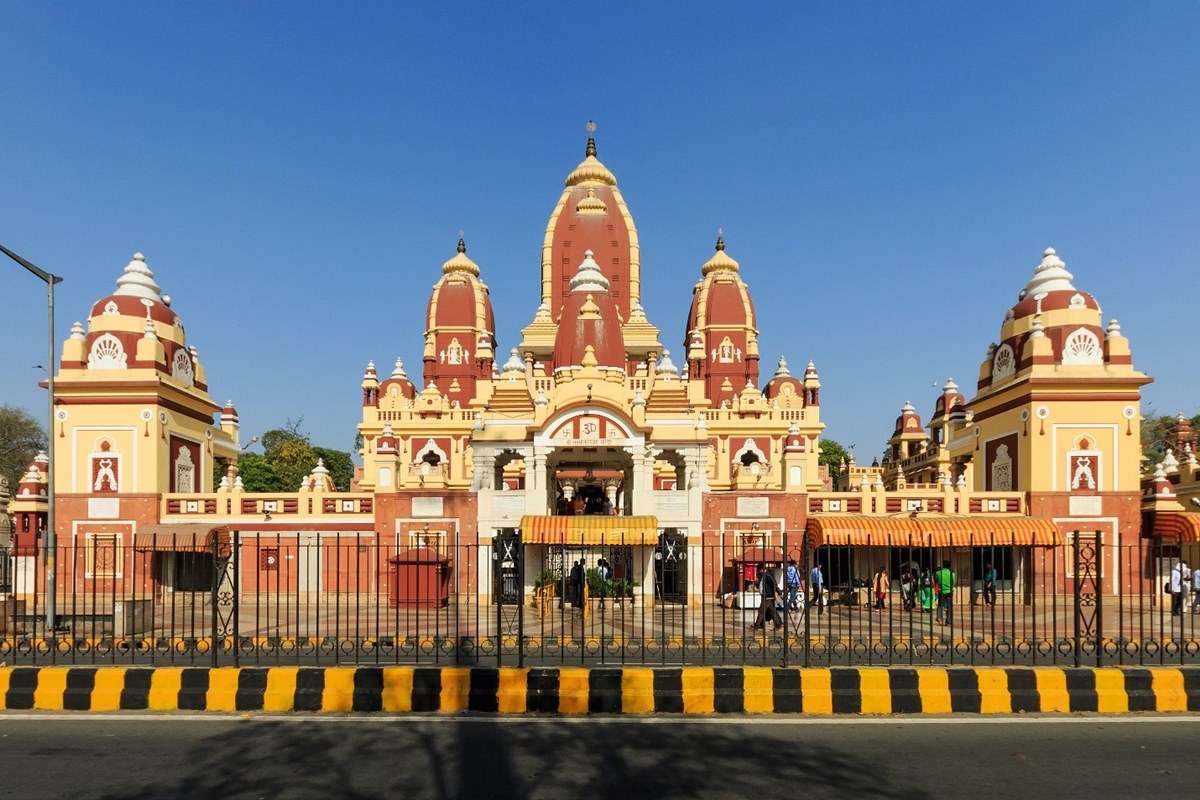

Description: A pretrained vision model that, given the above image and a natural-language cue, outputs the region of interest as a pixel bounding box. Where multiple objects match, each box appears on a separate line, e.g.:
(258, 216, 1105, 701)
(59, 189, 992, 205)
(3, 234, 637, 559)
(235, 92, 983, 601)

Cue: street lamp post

(1, 243, 63, 631)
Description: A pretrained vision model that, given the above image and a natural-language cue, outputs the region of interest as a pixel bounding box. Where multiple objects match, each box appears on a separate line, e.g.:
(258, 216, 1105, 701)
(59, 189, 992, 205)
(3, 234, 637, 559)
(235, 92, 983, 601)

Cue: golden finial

(716, 226, 725, 251)
(585, 119, 597, 157)
(457, 230, 466, 253)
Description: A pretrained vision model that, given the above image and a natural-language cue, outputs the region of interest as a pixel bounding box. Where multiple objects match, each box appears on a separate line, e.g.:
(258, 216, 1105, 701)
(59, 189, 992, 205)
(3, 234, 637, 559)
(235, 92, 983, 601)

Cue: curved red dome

(431, 279, 479, 328)
(705, 279, 755, 326)
(89, 294, 178, 325)
(1010, 289, 1098, 321)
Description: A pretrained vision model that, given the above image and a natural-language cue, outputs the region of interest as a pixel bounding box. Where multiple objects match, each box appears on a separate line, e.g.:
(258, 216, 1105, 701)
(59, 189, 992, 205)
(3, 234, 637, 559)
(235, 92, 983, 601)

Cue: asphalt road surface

(0, 715, 1197, 800)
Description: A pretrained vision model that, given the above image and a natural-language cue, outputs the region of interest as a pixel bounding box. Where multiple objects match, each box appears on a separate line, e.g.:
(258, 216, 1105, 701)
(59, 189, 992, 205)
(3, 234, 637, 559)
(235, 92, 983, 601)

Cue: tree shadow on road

(97, 716, 932, 800)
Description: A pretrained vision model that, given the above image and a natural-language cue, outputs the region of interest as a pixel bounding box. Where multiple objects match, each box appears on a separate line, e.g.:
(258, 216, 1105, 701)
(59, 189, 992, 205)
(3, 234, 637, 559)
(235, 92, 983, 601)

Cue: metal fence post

(1072, 530, 1081, 669)
(1095, 531, 1103, 669)
(517, 531, 524, 668)
(782, 528, 789, 668)
(232, 530, 240, 668)
(802, 530, 810, 669)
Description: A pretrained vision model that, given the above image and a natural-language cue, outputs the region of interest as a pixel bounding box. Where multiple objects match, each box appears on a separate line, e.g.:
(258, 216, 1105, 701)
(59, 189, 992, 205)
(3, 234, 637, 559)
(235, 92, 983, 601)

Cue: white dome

(113, 252, 164, 302)
(1023, 246, 1076, 296)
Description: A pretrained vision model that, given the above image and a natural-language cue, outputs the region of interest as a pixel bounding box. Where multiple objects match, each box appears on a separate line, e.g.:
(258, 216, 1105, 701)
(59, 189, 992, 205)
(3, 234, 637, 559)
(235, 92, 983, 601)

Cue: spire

(1023, 246, 1076, 296)
(568, 250, 610, 293)
(391, 357, 408, 380)
(774, 355, 791, 378)
(943, 377, 958, 392)
(114, 252, 164, 302)
(585, 119, 597, 158)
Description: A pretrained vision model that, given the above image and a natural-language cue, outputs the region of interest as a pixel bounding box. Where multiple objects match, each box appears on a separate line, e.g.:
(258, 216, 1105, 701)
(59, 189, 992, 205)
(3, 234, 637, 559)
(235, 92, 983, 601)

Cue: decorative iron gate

(1072, 530, 1102, 667)
(654, 530, 687, 603)
(493, 529, 522, 665)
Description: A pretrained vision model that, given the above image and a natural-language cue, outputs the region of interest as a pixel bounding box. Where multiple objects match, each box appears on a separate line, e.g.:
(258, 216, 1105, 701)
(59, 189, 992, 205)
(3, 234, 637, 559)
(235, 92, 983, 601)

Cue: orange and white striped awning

(519, 516, 659, 545)
(805, 515, 1060, 548)
(1151, 512, 1200, 543)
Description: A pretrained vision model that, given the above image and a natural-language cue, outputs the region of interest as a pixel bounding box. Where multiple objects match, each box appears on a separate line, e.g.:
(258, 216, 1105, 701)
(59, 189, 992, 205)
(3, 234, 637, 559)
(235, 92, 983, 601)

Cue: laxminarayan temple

(6, 127, 1200, 607)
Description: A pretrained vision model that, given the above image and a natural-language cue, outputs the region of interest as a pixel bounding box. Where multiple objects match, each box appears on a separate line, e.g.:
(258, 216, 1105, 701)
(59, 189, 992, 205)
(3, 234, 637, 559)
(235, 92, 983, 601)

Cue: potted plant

(530, 569, 557, 608)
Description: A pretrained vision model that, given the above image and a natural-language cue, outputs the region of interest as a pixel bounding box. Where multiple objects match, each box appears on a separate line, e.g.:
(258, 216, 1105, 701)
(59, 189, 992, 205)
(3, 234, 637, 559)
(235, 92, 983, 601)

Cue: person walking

(785, 558, 802, 611)
(1169, 561, 1189, 616)
(934, 559, 955, 625)
(872, 567, 890, 610)
(809, 563, 825, 615)
(750, 562, 783, 632)
(1191, 564, 1200, 614)
(569, 560, 585, 609)
(900, 568, 915, 611)
(982, 562, 997, 607)
(918, 570, 934, 614)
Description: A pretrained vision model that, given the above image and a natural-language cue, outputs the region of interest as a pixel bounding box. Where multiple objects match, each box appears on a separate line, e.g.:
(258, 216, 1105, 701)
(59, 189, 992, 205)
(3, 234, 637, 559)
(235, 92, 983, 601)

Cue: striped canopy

(519, 516, 659, 545)
(805, 514, 1060, 548)
(1151, 512, 1200, 543)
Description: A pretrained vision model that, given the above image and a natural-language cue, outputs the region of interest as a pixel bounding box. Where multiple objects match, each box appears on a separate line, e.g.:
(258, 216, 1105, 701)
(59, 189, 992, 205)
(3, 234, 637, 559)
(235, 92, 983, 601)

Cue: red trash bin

(388, 547, 451, 608)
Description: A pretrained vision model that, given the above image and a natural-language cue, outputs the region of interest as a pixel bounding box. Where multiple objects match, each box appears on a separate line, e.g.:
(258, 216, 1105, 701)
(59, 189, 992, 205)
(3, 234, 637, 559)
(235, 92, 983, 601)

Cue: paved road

(0, 715, 1197, 799)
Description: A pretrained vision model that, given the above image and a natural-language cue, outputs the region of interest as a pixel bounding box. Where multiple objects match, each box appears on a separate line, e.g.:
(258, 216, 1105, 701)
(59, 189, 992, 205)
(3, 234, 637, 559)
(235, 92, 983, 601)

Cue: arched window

(1061, 328, 1102, 365)
(991, 343, 1016, 382)
(88, 334, 127, 370)
(175, 446, 195, 493)
(171, 349, 194, 386)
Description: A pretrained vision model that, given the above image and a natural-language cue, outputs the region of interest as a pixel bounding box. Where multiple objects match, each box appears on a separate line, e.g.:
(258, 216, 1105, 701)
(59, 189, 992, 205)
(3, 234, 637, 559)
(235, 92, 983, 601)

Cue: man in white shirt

(1170, 561, 1190, 616)
(1192, 565, 1200, 614)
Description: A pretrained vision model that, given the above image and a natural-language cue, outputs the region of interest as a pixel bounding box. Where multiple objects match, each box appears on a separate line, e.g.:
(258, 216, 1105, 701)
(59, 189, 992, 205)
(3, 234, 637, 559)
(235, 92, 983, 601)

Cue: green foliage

(236, 417, 356, 493)
(585, 568, 635, 598)
(1141, 407, 1200, 465)
(819, 438, 850, 486)
(273, 437, 318, 492)
(0, 405, 47, 491)
(532, 569, 558, 592)
(237, 453, 281, 492)
(313, 447, 354, 491)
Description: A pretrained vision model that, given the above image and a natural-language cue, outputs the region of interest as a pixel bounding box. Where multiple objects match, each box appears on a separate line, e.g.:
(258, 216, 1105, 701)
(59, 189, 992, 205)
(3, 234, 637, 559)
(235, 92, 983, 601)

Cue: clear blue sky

(2, 3, 1197, 462)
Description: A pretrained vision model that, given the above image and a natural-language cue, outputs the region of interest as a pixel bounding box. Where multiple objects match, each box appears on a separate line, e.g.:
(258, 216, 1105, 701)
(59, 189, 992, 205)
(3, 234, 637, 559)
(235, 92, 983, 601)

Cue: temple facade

(7, 128, 1199, 609)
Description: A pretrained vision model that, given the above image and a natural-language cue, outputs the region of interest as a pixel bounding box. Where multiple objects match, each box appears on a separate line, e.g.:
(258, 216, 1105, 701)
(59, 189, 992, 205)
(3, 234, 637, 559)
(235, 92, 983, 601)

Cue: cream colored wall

(55, 400, 233, 495)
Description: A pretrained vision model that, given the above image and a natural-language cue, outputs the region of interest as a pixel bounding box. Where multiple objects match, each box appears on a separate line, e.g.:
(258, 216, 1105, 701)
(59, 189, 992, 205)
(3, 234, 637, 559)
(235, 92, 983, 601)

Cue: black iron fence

(2, 529, 1198, 667)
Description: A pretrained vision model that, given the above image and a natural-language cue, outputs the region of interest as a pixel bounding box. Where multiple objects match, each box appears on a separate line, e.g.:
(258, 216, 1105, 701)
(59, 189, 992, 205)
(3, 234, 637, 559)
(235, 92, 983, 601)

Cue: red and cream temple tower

(6, 127, 1200, 603)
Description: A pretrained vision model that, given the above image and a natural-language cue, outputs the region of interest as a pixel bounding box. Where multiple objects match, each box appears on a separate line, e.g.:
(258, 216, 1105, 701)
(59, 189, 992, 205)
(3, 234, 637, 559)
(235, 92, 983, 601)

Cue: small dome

(656, 349, 679, 377)
(1022, 246, 1075, 297)
(701, 236, 740, 275)
(575, 187, 608, 215)
(501, 347, 526, 374)
(442, 237, 481, 276)
(568, 250, 610, 293)
(114, 252, 164, 302)
(565, 126, 617, 187)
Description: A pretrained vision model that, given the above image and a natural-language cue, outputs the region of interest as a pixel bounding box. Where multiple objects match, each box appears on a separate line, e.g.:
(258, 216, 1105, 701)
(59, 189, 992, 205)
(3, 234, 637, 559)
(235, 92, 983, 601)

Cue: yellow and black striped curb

(2, 666, 1198, 715)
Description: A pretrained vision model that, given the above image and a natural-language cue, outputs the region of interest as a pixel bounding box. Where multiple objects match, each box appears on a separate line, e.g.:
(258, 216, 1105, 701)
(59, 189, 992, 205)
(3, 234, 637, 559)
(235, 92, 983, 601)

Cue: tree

(236, 453, 282, 492)
(273, 437, 318, 491)
(0, 405, 47, 491)
(240, 417, 356, 492)
(819, 438, 851, 488)
(1141, 405, 1200, 465)
(313, 447, 355, 491)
